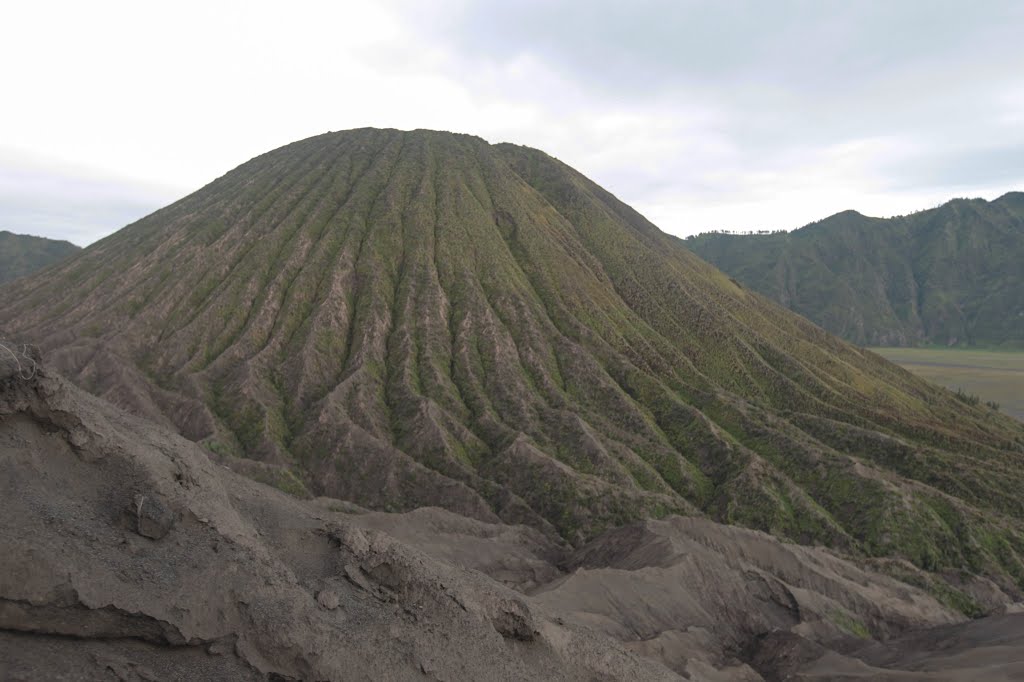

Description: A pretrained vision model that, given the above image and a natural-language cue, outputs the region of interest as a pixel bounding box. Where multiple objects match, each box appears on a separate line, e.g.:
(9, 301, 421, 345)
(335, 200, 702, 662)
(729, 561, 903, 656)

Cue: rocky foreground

(2, 360, 1024, 680)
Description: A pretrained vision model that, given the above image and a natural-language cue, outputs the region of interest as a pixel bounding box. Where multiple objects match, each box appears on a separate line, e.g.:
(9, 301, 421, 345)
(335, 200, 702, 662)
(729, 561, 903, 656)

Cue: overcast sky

(2, 0, 1022, 246)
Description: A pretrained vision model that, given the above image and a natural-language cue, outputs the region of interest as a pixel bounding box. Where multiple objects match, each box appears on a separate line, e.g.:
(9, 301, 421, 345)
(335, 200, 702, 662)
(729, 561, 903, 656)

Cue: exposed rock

(315, 590, 340, 610)
(131, 493, 176, 540)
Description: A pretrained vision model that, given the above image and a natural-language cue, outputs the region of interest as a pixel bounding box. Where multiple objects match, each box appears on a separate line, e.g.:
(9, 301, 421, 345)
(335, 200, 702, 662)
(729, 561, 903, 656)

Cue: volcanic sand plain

(872, 347, 1024, 422)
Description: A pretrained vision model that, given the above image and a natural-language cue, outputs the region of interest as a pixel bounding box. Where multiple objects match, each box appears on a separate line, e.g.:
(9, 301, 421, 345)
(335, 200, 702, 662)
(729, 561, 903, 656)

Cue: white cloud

(2, 0, 1022, 244)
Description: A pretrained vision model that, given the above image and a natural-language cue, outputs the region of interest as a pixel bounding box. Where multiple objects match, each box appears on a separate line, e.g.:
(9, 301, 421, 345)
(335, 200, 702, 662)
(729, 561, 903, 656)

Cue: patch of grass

(827, 609, 870, 639)
(204, 439, 233, 457)
(876, 562, 986, 618)
(250, 467, 310, 498)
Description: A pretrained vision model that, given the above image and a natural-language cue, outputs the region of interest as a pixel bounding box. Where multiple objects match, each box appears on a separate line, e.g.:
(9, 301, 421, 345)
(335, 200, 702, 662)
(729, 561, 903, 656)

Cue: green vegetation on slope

(2, 129, 1024, 608)
(0, 231, 80, 284)
(685, 195, 1024, 348)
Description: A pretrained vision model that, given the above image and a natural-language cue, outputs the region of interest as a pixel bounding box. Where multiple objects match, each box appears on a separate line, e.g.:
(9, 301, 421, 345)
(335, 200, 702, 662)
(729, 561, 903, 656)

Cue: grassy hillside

(0, 230, 80, 284)
(685, 195, 1024, 348)
(2, 129, 1024, 609)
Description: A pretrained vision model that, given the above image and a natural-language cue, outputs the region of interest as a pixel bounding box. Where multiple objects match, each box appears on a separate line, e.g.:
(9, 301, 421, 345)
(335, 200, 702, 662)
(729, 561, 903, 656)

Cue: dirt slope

(0, 361, 675, 681)
(3, 361, 1024, 680)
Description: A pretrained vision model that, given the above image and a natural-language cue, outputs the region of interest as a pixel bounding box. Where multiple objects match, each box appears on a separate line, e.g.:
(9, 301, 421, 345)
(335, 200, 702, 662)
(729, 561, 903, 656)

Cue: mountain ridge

(685, 192, 1024, 348)
(0, 230, 81, 284)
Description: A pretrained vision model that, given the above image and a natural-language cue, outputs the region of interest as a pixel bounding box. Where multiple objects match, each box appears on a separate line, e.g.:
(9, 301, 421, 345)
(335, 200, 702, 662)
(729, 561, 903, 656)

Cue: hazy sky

(3, 0, 1022, 245)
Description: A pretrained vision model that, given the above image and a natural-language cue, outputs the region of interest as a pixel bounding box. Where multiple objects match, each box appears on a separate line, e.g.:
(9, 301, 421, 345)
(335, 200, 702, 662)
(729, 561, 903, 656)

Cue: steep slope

(0, 361, 676, 681)
(685, 193, 1024, 348)
(0, 230, 80, 284)
(2, 129, 1024, 606)
(4, 361, 1024, 681)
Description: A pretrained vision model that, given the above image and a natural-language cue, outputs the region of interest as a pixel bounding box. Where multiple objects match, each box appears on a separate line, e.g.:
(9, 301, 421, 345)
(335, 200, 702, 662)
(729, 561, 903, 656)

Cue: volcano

(2, 129, 1023, 605)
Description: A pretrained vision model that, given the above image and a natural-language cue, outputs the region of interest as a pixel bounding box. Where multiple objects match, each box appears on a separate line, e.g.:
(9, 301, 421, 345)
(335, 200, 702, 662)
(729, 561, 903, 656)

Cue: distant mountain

(2, 129, 1024, 610)
(0, 230, 80, 284)
(685, 193, 1024, 348)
